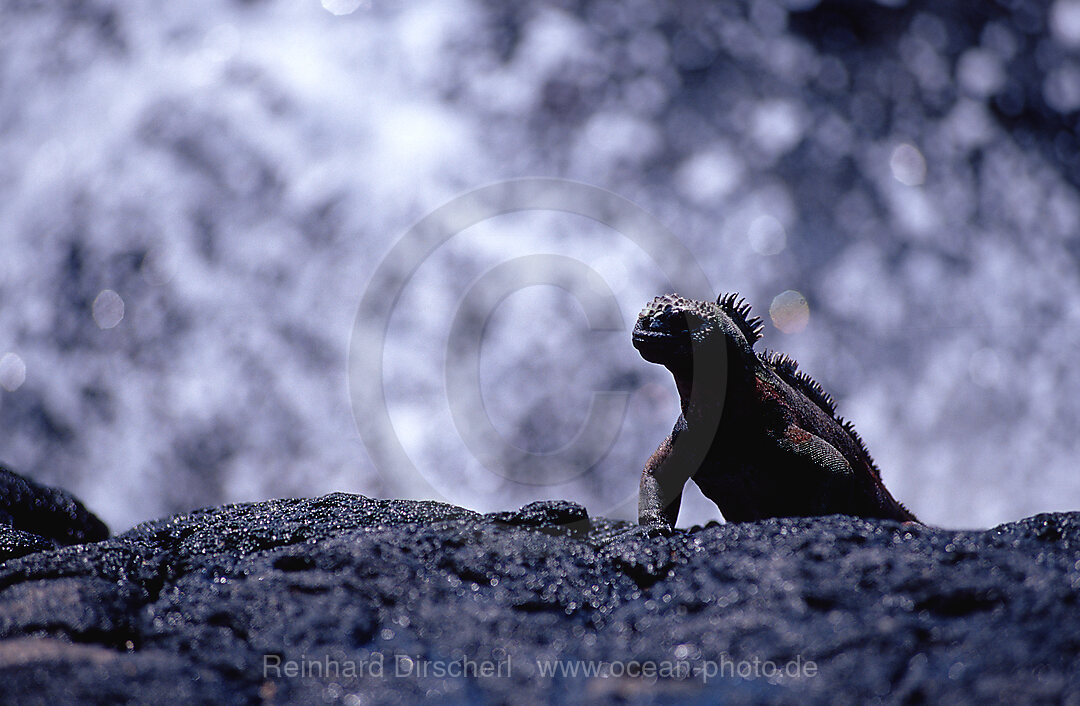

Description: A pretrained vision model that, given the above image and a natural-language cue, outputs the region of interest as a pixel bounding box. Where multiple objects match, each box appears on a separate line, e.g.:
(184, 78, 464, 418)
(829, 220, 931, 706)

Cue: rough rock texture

(1, 493, 1079, 704)
(0, 526, 56, 565)
(0, 465, 109, 558)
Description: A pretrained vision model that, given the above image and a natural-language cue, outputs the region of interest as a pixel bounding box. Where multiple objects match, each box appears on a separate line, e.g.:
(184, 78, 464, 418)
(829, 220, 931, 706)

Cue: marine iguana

(632, 293, 917, 532)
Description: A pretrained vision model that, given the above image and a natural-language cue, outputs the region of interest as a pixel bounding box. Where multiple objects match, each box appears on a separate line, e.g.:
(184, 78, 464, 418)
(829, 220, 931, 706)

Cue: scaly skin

(632, 293, 917, 532)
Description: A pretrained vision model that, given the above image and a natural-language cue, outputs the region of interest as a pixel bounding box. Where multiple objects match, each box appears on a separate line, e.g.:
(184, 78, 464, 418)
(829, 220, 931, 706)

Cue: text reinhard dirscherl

(262, 653, 817, 684)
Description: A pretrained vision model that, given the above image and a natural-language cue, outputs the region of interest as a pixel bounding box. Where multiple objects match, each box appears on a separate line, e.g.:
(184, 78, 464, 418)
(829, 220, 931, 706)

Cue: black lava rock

(1, 493, 1079, 704)
(0, 526, 55, 564)
(0, 465, 108, 552)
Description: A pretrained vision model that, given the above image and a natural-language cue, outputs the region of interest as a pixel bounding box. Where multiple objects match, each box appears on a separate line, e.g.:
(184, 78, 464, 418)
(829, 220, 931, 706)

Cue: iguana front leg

(639, 433, 684, 532)
(638, 417, 696, 533)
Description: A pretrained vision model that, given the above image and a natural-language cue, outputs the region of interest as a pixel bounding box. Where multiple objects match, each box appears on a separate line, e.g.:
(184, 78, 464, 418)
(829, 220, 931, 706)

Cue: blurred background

(2, 0, 1079, 531)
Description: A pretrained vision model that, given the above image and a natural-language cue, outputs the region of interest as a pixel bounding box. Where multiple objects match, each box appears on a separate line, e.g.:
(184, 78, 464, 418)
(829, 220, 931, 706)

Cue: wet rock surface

(1, 491, 1078, 704)
(0, 465, 109, 557)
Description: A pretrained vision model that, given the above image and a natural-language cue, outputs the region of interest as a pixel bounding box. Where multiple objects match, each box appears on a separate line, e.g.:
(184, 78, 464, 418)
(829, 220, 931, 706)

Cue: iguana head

(632, 293, 763, 367)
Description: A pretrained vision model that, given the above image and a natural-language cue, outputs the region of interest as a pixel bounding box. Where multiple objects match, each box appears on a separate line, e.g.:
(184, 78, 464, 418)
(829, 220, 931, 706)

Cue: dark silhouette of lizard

(632, 293, 917, 533)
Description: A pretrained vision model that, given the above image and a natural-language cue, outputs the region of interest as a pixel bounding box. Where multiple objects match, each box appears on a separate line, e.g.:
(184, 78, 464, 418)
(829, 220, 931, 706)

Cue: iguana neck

(668, 341, 757, 421)
(669, 362, 695, 417)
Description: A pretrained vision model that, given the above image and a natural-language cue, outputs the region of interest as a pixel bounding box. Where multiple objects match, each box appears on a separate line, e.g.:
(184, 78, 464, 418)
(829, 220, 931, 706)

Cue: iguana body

(632, 293, 917, 531)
